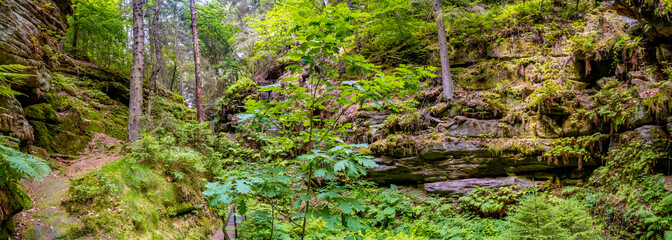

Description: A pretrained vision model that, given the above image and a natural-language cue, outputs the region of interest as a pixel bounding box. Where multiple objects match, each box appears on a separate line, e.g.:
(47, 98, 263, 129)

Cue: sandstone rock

(424, 176, 535, 195)
(514, 115, 561, 138)
(369, 134, 594, 186)
(20, 67, 51, 91)
(487, 36, 535, 59)
(0, 0, 71, 67)
(561, 117, 594, 136)
(0, 95, 33, 142)
(419, 139, 489, 160)
(523, 57, 582, 83)
(446, 118, 502, 138)
(631, 102, 654, 127)
(629, 125, 669, 144)
(656, 44, 672, 64)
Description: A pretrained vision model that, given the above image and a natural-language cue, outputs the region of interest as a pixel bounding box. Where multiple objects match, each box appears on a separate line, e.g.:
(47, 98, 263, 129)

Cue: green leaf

(235, 181, 251, 194)
(333, 160, 347, 172)
(339, 201, 352, 214)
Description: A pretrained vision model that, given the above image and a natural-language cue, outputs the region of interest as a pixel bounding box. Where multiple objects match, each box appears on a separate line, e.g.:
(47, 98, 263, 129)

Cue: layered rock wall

(359, 4, 672, 195)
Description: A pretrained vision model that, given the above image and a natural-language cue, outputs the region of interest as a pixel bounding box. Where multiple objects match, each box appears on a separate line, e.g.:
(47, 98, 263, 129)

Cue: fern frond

(0, 144, 51, 182)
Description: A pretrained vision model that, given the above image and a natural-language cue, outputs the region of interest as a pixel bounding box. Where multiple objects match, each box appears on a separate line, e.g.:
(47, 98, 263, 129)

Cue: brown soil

(63, 133, 123, 177)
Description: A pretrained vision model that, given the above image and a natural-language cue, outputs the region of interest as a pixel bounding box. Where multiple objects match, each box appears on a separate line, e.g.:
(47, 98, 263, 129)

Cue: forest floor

(10, 133, 123, 240)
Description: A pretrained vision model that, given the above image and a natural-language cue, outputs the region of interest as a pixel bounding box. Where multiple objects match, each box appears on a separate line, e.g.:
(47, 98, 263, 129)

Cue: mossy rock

(22, 208, 81, 240)
(24, 103, 59, 123)
(30, 120, 91, 155)
(0, 181, 32, 238)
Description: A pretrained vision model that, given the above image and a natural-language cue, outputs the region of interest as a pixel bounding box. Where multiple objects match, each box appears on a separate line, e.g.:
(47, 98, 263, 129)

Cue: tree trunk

(128, 0, 145, 143)
(147, 0, 164, 120)
(433, 0, 453, 100)
(172, 4, 185, 97)
(71, 6, 79, 52)
(189, 0, 204, 123)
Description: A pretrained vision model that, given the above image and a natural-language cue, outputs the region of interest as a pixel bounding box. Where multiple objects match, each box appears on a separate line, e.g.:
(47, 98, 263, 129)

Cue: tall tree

(147, 0, 164, 120)
(433, 0, 453, 100)
(189, 0, 204, 122)
(171, 2, 184, 97)
(128, 0, 145, 143)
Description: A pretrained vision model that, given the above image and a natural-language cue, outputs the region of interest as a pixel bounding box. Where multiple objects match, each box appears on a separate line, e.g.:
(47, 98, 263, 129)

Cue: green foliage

(525, 80, 573, 113)
(560, 139, 672, 239)
(506, 194, 601, 240)
(543, 133, 607, 169)
(196, 0, 239, 64)
(0, 143, 51, 186)
(458, 185, 532, 218)
(358, 0, 434, 65)
(64, 124, 224, 238)
(66, 0, 131, 72)
(205, 2, 436, 238)
(215, 77, 258, 123)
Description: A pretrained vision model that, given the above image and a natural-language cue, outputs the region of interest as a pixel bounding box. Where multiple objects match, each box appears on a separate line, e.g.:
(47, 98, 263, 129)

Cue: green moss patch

(64, 158, 217, 239)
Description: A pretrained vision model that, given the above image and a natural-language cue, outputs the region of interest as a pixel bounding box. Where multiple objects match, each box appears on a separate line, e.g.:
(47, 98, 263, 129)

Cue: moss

(24, 103, 59, 123)
(9, 180, 31, 213)
(64, 158, 215, 239)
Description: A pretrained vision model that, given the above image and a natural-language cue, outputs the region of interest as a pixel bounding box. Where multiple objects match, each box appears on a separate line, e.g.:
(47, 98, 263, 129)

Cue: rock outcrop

(358, 7, 672, 195)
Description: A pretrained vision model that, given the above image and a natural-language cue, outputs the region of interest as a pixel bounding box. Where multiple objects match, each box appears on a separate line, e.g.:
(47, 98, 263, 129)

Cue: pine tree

(128, 0, 146, 143)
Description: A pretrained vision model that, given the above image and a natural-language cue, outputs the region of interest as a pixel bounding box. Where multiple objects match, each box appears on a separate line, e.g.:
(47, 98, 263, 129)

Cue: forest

(0, 0, 672, 239)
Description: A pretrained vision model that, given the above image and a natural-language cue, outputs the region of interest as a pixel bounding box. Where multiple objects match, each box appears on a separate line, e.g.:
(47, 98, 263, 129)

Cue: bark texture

(433, 0, 453, 100)
(128, 0, 145, 142)
(189, 0, 204, 123)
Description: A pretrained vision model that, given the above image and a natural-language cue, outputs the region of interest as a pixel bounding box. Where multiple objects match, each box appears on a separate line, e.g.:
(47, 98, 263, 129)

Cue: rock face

(0, 0, 72, 67)
(0, 96, 34, 142)
(0, 0, 134, 238)
(368, 136, 596, 188)
(424, 177, 535, 195)
(357, 6, 672, 195)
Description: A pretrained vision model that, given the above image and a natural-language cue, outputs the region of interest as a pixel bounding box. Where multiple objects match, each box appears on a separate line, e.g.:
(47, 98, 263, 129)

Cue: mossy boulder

(24, 103, 59, 123)
(0, 181, 32, 239)
(30, 119, 91, 155)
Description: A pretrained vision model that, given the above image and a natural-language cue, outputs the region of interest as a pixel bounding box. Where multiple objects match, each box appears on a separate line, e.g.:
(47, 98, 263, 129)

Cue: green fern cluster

(0, 143, 51, 186)
(0, 64, 34, 97)
(506, 194, 601, 240)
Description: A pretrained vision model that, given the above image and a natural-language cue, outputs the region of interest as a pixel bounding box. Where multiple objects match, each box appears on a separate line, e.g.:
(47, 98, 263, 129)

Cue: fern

(0, 144, 51, 185)
(0, 64, 34, 97)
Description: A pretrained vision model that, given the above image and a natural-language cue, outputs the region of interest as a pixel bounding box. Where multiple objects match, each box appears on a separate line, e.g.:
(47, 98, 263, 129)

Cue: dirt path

(10, 133, 123, 240)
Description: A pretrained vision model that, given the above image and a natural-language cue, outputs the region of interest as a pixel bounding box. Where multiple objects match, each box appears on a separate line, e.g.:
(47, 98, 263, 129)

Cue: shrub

(506, 194, 601, 240)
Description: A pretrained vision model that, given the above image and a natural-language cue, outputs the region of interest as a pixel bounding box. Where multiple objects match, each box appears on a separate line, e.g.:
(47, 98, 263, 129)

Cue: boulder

(561, 117, 594, 136)
(0, 95, 33, 142)
(0, 181, 31, 239)
(631, 102, 654, 127)
(424, 177, 535, 195)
